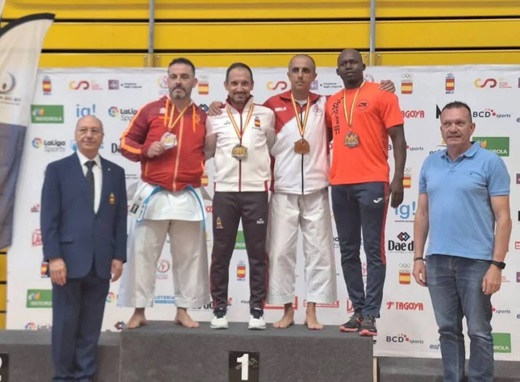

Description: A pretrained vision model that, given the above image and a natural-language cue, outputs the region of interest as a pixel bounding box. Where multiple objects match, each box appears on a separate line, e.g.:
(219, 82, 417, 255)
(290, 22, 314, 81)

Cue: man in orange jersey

(326, 49, 407, 336)
(117, 58, 210, 328)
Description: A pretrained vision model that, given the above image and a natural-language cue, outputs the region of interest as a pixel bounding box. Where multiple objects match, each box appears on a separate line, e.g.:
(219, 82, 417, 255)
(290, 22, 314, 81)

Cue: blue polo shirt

(419, 141, 510, 260)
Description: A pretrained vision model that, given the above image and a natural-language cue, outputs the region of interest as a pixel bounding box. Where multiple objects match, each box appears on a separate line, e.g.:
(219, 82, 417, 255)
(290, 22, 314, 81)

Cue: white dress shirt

(76, 151, 102, 213)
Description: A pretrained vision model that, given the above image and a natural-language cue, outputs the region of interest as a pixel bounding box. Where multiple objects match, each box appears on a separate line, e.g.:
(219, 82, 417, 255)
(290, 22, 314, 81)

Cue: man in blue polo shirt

(412, 101, 511, 382)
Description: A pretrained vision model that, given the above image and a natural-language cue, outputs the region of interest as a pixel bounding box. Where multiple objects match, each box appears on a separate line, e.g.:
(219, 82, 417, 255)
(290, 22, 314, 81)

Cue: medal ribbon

(226, 104, 254, 143)
(342, 81, 365, 131)
(290, 93, 311, 138)
(164, 99, 190, 131)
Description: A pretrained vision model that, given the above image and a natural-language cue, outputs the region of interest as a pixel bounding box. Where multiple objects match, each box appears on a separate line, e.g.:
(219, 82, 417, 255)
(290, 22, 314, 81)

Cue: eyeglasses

(77, 127, 103, 135)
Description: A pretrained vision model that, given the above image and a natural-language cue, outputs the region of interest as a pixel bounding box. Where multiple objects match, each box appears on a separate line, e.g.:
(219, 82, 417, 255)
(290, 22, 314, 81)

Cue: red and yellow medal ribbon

(290, 93, 311, 138)
(342, 81, 365, 130)
(226, 104, 255, 143)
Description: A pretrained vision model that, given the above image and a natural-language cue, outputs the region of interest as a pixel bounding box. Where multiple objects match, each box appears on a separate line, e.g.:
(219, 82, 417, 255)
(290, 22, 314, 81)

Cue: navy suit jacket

(41, 153, 127, 279)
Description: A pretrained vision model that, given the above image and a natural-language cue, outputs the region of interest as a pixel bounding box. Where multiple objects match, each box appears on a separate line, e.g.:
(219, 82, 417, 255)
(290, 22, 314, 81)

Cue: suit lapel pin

(109, 193, 115, 205)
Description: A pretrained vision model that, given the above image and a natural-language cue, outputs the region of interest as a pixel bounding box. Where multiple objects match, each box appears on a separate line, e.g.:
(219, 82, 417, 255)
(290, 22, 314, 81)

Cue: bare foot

(174, 307, 199, 328)
(273, 303, 294, 329)
(126, 308, 147, 329)
(305, 303, 324, 330)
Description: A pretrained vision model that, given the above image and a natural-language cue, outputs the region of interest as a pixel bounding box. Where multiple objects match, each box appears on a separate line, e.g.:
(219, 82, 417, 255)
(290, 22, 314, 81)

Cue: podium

(120, 321, 374, 382)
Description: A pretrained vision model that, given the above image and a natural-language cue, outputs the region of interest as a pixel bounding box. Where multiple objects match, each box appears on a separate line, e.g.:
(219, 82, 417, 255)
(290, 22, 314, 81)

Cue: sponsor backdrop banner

(7, 66, 520, 359)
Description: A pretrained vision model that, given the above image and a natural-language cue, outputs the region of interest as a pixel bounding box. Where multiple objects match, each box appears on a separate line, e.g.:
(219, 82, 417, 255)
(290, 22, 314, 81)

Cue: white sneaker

(210, 314, 229, 329)
(248, 313, 266, 330)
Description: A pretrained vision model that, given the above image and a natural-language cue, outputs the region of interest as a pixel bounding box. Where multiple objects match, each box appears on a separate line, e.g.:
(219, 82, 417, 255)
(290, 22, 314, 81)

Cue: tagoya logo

(401, 110, 425, 119)
(386, 301, 424, 311)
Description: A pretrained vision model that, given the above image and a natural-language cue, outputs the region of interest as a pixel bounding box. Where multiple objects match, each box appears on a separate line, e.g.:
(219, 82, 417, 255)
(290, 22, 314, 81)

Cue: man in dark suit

(41, 115, 127, 382)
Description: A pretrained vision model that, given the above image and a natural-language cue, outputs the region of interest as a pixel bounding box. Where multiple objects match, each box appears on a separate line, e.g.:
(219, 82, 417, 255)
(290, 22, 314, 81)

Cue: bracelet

(413, 257, 425, 262)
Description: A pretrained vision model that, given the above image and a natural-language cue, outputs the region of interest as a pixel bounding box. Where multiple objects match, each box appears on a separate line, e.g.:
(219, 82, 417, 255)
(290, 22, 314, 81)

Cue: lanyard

(342, 81, 365, 129)
(226, 104, 254, 143)
(290, 93, 310, 138)
(164, 99, 190, 131)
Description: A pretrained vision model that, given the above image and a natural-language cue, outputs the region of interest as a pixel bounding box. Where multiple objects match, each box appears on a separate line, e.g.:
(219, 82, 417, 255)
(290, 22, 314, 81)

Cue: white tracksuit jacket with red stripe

(263, 90, 329, 195)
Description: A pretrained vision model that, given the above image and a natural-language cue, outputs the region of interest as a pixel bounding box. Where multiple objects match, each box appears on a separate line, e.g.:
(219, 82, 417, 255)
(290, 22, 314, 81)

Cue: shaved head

(288, 54, 316, 72)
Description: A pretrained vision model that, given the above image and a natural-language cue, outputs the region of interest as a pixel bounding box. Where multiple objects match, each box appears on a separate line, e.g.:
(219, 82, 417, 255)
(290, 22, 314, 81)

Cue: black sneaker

(359, 315, 377, 336)
(214, 308, 226, 319)
(339, 312, 362, 333)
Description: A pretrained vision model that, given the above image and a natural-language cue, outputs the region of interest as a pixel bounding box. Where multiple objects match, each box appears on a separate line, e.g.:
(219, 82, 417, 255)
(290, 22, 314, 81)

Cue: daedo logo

(473, 137, 509, 157)
(388, 232, 414, 253)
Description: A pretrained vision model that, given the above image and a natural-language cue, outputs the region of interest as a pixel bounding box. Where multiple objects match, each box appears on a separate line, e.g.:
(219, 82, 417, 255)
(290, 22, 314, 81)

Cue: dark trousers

(52, 265, 109, 382)
(331, 182, 389, 318)
(210, 191, 269, 311)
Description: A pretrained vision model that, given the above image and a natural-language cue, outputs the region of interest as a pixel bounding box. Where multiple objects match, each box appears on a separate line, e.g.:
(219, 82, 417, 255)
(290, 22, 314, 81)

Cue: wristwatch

(490, 260, 506, 269)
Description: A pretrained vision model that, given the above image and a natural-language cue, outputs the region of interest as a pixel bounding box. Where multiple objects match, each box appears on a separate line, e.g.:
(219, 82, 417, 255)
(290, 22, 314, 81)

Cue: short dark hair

(441, 101, 472, 122)
(225, 62, 253, 83)
(168, 57, 196, 75)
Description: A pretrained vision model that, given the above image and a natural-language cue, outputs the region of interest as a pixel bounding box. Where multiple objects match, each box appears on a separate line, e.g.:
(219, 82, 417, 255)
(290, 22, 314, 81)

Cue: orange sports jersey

(325, 82, 404, 184)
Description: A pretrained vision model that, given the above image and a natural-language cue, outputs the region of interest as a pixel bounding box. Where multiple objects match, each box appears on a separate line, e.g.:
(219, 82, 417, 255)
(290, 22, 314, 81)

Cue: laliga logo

(266, 81, 288, 91)
(69, 80, 90, 90)
(108, 106, 119, 117)
(474, 78, 497, 88)
(25, 322, 38, 330)
(0, 71, 16, 94)
(32, 138, 43, 148)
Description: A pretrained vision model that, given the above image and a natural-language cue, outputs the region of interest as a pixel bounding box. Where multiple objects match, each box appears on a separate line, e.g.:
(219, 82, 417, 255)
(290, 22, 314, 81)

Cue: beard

(170, 87, 186, 99)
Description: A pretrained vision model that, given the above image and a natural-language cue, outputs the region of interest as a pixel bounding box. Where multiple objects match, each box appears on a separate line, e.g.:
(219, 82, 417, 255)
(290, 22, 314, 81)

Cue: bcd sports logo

(386, 333, 423, 344)
(435, 105, 510, 119)
(473, 137, 509, 157)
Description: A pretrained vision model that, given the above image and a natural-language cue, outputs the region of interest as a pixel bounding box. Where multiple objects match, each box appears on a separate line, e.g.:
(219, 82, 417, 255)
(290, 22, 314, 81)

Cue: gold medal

(294, 138, 310, 154)
(344, 131, 359, 148)
(231, 144, 248, 160)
